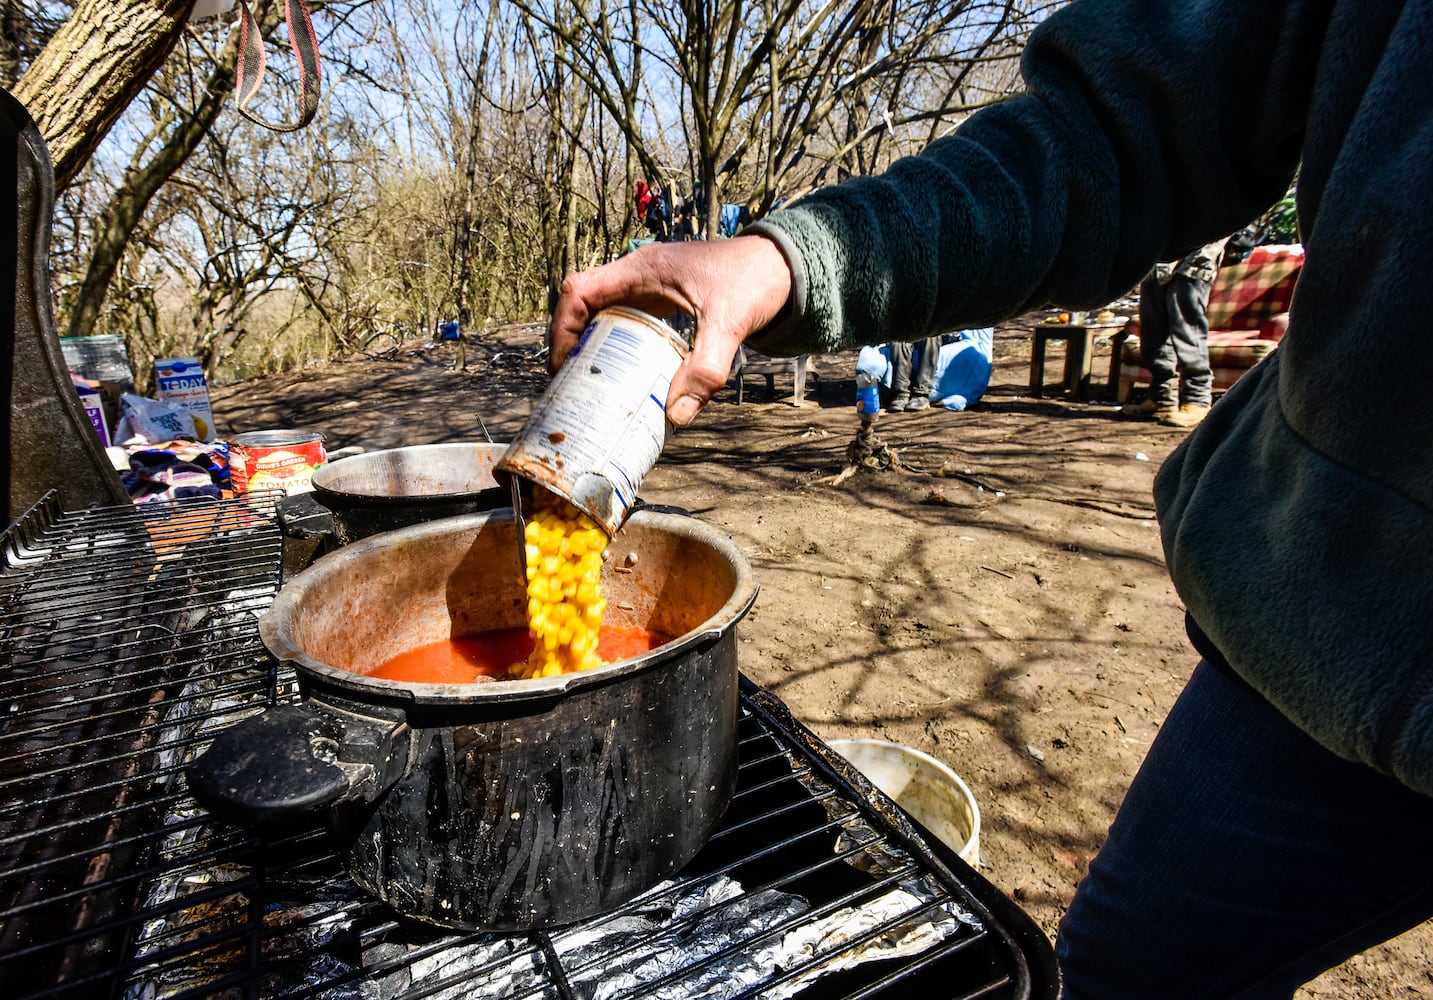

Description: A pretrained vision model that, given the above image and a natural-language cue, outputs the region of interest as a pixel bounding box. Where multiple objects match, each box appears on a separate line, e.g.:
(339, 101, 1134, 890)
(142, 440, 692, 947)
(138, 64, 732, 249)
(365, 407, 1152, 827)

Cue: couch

(1109, 244, 1304, 402)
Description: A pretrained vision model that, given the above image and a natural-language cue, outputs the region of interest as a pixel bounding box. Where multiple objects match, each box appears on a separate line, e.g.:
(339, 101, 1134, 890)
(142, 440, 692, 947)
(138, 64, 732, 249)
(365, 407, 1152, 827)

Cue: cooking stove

(0, 493, 1057, 999)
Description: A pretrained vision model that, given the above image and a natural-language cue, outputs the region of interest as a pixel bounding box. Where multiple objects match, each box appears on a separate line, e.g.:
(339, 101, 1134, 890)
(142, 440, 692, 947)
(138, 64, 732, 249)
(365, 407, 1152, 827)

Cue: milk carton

(154, 357, 217, 441)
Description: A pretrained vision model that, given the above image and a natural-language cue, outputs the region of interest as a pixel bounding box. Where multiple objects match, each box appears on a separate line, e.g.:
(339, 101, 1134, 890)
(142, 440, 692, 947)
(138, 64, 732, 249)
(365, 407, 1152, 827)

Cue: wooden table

(1028, 322, 1123, 400)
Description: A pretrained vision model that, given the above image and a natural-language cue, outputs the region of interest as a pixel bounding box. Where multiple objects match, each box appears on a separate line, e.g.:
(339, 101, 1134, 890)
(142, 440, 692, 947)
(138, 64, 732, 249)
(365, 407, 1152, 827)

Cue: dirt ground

(211, 318, 1432, 998)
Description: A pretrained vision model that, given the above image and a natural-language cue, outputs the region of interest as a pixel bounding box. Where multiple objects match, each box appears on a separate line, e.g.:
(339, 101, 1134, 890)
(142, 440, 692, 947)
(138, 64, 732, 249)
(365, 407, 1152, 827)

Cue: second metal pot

(310, 442, 509, 544)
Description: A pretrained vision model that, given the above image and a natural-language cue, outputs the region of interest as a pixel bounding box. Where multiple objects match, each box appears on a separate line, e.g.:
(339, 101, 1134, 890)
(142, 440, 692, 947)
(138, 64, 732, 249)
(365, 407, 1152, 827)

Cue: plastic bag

(932, 329, 994, 411)
(117, 392, 199, 444)
(856, 345, 892, 386)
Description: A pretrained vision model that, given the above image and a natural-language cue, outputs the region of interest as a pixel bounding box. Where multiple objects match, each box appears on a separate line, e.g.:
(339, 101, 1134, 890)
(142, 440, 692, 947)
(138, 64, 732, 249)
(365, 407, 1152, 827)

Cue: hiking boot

(887, 394, 910, 413)
(1119, 396, 1175, 421)
(905, 396, 931, 411)
(1157, 403, 1211, 428)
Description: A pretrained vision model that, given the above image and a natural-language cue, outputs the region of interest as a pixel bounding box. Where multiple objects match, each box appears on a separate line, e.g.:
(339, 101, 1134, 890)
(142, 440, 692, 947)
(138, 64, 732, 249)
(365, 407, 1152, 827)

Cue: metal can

(230, 430, 327, 496)
(497, 307, 687, 536)
(856, 371, 882, 415)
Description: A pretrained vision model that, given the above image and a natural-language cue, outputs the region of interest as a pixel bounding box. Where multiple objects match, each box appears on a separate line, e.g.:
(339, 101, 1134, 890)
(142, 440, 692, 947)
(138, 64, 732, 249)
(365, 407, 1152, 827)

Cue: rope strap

(234, 0, 321, 133)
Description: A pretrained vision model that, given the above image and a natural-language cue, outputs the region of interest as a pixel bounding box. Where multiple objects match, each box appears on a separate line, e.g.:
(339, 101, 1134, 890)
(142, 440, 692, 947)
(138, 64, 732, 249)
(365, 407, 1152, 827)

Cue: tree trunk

(13, 0, 193, 190)
(65, 16, 265, 341)
(452, 6, 496, 334)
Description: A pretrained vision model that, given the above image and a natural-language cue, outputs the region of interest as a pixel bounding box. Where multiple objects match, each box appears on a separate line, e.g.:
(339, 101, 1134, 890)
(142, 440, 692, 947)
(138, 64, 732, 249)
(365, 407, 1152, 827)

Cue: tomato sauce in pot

(367, 625, 674, 684)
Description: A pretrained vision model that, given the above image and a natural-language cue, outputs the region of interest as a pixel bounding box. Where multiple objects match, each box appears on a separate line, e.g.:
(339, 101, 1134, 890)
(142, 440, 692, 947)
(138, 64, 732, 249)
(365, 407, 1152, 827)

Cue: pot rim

(311, 441, 510, 507)
(258, 508, 759, 705)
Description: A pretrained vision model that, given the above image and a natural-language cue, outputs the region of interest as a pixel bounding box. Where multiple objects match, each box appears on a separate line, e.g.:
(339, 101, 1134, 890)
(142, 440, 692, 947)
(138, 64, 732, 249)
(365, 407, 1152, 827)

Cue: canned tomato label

(498, 307, 686, 535)
(230, 430, 327, 496)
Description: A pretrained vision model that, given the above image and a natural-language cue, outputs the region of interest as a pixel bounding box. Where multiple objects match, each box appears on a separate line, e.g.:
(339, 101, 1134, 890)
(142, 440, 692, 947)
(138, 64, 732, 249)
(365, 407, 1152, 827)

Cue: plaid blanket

(1121, 245, 1304, 357)
(1205, 244, 1304, 332)
(1113, 245, 1304, 399)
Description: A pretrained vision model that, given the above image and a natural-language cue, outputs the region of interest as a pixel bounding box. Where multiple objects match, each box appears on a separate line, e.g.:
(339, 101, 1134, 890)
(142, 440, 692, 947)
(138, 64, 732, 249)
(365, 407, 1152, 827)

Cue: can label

(856, 382, 881, 415)
(230, 430, 327, 496)
(497, 307, 686, 535)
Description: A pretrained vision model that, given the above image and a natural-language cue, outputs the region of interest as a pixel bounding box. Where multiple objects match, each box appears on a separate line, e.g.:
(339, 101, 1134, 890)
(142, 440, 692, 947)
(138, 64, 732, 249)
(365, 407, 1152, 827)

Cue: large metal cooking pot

(310, 442, 508, 544)
(186, 509, 758, 931)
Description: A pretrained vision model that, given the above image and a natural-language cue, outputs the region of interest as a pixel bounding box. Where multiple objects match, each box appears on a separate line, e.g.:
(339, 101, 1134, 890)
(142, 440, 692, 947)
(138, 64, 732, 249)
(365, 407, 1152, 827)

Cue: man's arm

(744, 0, 1322, 357)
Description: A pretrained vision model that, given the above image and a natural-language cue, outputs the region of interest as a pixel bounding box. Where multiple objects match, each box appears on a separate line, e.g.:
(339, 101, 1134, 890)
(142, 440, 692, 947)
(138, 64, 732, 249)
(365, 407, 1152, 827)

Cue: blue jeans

(1056, 661, 1433, 998)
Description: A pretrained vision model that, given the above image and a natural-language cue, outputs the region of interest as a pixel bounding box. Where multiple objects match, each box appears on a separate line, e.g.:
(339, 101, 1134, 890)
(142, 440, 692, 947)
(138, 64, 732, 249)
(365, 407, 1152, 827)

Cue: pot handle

(629, 498, 693, 517)
(185, 700, 411, 830)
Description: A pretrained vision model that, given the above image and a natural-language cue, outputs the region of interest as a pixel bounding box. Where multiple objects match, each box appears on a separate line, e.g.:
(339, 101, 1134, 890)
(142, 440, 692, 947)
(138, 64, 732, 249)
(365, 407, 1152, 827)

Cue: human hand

(548, 236, 793, 426)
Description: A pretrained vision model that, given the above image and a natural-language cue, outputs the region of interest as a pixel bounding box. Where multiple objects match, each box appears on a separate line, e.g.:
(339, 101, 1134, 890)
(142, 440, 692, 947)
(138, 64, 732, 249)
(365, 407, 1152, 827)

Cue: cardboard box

(154, 357, 217, 441)
(71, 374, 110, 447)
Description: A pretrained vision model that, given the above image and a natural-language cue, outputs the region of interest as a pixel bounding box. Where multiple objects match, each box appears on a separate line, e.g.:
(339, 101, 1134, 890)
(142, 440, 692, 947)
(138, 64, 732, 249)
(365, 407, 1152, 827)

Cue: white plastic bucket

(827, 738, 981, 866)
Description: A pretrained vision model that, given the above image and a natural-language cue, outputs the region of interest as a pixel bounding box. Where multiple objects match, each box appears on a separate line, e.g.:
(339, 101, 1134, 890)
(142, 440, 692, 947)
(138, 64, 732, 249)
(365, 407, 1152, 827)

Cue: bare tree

(60, 3, 286, 343)
(511, 0, 1059, 239)
(34, 0, 1061, 388)
(116, 106, 374, 375)
(362, 0, 586, 331)
(0, 0, 67, 89)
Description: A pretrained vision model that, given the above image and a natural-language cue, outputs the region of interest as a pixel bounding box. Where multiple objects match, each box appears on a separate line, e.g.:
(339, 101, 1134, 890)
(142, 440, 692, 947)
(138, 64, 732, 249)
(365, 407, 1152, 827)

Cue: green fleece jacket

(747, 0, 1433, 796)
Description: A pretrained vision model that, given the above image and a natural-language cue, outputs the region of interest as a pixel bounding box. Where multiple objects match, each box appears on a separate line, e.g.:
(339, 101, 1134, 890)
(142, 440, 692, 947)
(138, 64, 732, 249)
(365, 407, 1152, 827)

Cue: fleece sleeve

(745, 0, 1327, 356)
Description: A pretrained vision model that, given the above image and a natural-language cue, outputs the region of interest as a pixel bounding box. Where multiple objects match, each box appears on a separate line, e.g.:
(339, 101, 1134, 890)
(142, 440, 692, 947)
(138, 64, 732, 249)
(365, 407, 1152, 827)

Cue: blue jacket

(746, 0, 1433, 795)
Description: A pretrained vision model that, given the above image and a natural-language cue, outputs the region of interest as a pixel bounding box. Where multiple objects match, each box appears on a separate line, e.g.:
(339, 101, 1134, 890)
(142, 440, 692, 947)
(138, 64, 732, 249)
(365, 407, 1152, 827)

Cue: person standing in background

(674, 189, 696, 241)
(886, 336, 939, 411)
(692, 181, 708, 239)
(633, 180, 652, 227)
(642, 185, 669, 240)
(1120, 237, 1229, 428)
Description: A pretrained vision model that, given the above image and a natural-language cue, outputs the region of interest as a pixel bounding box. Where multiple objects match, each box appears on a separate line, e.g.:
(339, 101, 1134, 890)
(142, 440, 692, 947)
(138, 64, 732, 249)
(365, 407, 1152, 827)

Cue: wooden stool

(1029, 324, 1096, 400)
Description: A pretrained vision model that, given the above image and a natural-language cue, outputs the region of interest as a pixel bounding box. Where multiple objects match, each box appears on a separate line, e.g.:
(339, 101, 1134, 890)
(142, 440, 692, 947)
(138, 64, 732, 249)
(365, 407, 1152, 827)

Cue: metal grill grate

(0, 494, 1057, 999)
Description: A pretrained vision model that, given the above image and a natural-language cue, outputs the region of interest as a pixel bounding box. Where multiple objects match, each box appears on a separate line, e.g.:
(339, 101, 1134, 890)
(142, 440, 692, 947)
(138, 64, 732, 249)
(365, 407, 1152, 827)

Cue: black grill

(0, 494, 1057, 999)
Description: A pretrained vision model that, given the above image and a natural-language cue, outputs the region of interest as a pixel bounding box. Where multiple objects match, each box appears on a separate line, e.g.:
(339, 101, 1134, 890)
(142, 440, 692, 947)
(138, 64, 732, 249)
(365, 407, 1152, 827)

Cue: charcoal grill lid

(2, 88, 130, 524)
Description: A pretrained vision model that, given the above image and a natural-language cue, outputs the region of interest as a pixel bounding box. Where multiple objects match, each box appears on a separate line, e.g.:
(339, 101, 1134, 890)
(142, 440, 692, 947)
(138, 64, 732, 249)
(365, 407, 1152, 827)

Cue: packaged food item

(497, 306, 686, 536)
(154, 357, 217, 441)
(118, 392, 199, 443)
(71, 373, 110, 447)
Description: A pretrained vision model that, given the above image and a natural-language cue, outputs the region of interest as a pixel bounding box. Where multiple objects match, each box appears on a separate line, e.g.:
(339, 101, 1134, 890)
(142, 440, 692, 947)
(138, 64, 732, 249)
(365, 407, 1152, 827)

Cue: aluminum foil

(126, 850, 977, 1000)
(123, 587, 982, 999)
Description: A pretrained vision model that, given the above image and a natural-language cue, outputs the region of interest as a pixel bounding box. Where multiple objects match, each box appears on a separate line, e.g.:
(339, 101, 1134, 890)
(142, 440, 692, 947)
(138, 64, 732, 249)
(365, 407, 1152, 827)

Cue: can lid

(232, 430, 326, 447)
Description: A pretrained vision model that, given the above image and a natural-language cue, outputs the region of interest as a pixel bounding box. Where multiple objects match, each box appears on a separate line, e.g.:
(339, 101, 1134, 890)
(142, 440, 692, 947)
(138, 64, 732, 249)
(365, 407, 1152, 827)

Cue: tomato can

(230, 430, 327, 496)
(497, 307, 686, 536)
